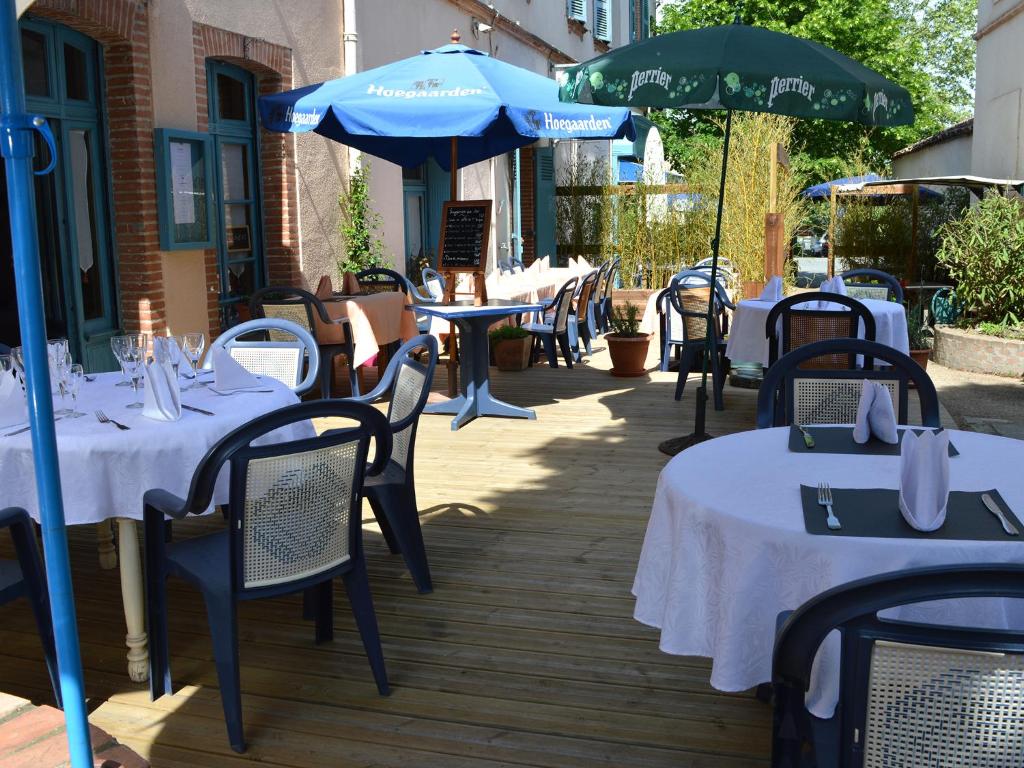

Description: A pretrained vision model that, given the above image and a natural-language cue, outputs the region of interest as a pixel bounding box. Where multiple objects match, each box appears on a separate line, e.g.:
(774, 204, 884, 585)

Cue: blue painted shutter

(594, 0, 612, 41)
(567, 0, 587, 23)
(534, 146, 556, 262)
(426, 159, 450, 257)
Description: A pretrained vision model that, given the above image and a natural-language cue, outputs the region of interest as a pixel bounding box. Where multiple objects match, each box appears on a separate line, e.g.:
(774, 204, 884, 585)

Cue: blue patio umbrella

(803, 174, 942, 200)
(258, 41, 636, 172)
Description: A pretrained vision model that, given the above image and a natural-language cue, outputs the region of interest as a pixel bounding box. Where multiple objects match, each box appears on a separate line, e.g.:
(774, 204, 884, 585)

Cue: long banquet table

(0, 372, 311, 681)
(633, 426, 1024, 718)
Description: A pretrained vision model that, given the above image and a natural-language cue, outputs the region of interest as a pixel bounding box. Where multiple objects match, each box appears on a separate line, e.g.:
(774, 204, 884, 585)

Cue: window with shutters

(567, 0, 587, 24)
(594, 0, 613, 42)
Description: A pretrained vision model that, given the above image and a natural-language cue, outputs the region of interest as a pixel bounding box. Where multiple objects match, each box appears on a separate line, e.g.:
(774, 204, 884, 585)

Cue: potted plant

(489, 325, 533, 371)
(606, 302, 652, 377)
(906, 303, 933, 372)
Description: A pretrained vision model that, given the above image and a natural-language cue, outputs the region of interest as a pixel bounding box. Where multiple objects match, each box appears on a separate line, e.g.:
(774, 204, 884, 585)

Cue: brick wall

(933, 326, 1024, 378)
(32, 0, 164, 337)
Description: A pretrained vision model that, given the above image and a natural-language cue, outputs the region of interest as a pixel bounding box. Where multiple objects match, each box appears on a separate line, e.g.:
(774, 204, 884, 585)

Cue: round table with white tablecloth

(633, 427, 1024, 718)
(0, 372, 312, 681)
(724, 296, 909, 366)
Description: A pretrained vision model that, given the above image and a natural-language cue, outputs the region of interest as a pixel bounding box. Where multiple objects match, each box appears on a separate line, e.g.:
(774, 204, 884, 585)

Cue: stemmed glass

(120, 344, 146, 409)
(110, 336, 131, 387)
(66, 363, 85, 418)
(181, 332, 205, 389)
(10, 346, 25, 391)
(154, 336, 184, 378)
(48, 342, 72, 416)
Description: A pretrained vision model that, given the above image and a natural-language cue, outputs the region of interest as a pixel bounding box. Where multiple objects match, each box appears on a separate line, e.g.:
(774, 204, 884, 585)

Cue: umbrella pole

(659, 109, 733, 456)
(446, 136, 459, 397)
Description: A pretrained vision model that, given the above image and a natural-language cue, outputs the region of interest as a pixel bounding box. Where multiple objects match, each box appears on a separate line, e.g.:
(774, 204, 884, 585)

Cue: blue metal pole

(0, 1, 93, 765)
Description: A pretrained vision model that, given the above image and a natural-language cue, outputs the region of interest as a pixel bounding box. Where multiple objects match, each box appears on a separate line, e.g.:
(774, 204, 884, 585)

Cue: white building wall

(893, 134, 973, 179)
(972, 0, 1024, 178)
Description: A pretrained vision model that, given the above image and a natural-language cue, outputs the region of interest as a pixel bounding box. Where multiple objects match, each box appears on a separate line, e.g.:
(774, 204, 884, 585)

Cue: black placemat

(788, 426, 958, 457)
(800, 486, 1022, 540)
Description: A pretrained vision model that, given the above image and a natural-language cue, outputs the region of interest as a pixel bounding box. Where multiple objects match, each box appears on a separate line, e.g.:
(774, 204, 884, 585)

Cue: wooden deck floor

(0, 343, 905, 767)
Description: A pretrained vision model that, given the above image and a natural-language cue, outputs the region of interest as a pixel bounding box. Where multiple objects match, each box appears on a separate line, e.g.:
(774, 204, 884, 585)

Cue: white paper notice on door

(169, 140, 196, 225)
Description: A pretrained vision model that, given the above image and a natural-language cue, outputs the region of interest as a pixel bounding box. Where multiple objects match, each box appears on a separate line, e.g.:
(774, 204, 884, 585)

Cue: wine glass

(0, 354, 10, 377)
(120, 343, 145, 409)
(154, 335, 184, 378)
(66, 363, 85, 418)
(50, 348, 72, 417)
(181, 332, 205, 389)
(110, 336, 131, 387)
(10, 346, 25, 391)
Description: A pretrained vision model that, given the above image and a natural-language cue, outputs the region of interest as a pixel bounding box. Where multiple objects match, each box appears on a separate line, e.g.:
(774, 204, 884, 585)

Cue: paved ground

(928, 362, 1024, 438)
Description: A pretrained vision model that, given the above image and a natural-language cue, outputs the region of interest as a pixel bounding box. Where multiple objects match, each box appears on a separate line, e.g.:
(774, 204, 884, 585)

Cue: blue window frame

(154, 128, 216, 250)
(594, 0, 613, 41)
(567, 0, 587, 23)
(207, 61, 265, 328)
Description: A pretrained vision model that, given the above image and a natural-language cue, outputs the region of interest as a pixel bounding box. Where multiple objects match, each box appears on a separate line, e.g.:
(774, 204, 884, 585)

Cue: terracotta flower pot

(493, 336, 533, 371)
(909, 348, 930, 379)
(607, 333, 652, 377)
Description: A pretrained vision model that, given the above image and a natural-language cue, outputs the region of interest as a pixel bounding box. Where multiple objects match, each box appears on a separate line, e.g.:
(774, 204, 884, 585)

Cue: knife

(982, 493, 1019, 536)
(182, 403, 215, 416)
(797, 424, 815, 449)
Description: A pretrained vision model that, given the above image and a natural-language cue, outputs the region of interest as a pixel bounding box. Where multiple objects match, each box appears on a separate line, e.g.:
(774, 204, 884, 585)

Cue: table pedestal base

(116, 518, 149, 683)
(96, 521, 117, 570)
(424, 315, 536, 431)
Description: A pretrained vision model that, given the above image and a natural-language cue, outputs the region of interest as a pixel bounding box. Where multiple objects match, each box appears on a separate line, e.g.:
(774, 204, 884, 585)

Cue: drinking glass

(110, 336, 131, 387)
(50, 348, 72, 417)
(181, 332, 205, 389)
(0, 354, 10, 377)
(122, 344, 145, 409)
(66, 364, 85, 418)
(10, 346, 25, 391)
(154, 335, 184, 378)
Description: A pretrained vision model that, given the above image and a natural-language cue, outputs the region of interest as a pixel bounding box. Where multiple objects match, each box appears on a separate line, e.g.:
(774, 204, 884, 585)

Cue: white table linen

(633, 427, 1024, 718)
(0, 372, 311, 524)
(724, 296, 909, 366)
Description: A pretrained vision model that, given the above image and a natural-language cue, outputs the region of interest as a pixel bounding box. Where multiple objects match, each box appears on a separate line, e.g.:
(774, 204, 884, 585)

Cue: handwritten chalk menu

(438, 200, 492, 272)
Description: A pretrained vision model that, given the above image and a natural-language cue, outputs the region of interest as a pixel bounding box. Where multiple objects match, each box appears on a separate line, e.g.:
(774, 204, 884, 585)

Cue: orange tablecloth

(317, 292, 418, 367)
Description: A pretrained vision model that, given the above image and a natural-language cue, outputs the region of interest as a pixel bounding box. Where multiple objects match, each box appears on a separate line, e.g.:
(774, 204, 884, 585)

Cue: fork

(818, 482, 841, 530)
(207, 388, 274, 396)
(95, 409, 130, 431)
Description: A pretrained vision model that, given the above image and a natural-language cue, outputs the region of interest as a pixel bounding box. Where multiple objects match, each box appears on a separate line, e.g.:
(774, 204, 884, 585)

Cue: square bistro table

(409, 299, 543, 430)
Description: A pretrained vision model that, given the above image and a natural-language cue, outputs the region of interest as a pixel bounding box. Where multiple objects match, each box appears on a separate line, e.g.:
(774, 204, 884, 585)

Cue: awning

(857, 175, 1024, 195)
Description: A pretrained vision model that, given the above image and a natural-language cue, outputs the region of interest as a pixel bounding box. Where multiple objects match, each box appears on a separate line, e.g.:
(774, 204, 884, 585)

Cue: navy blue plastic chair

(0, 342, 10, 355)
(839, 268, 904, 303)
(756, 338, 940, 429)
(250, 285, 359, 397)
(0, 507, 60, 707)
(666, 272, 728, 410)
(144, 400, 392, 753)
(571, 270, 601, 358)
(523, 276, 579, 368)
(346, 335, 438, 593)
(599, 257, 620, 333)
(355, 267, 408, 294)
(772, 564, 1024, 768)
(509, 257, 526, 273)
(765, 292, 876, 369)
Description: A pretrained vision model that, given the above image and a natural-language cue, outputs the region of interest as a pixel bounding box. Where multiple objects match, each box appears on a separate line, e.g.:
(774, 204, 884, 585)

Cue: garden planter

(493, 336, 533, 371)
(607, 333, 652, 377)
(909, 348, 930, 371)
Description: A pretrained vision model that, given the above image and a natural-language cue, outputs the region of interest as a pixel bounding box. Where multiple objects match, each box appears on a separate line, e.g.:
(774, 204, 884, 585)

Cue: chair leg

(314, 579, 334, 644)
(368, 485, 432, 594)
(319, 352, 335, 399)
(712, 344, 725, 411)
(373, 504, 401, 555)
(660, 339, 671, 373)
(342, 558, 390, 696)
(675, 346, 695, 401)
(541, 334, 558, 368)
(202, 592, 244, 752)
(557, 333, 574, 368)
(143, 513, 171, 702)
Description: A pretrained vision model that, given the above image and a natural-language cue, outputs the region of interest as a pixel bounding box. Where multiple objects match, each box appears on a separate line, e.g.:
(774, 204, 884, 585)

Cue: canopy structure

(259, 42, 636, 171)
(857, 174, 1024, 196)
(805, 174, 942, 201)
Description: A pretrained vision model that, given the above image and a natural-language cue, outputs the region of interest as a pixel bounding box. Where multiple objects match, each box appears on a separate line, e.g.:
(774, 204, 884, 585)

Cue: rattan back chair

(347, 335, 438, 593)
(765, 293, 876, 369)
(756, 338, 940, 429)
(144, 400, 392, 753)
(571, 270, 601, 358)
(839, 268, 904, 303)
(773, 564, 1024, 768)
(0, 507, 60, 707)
(666, 272, 728, 410)
(204, 318, 319, 395)
(522, 276, 579, 368)
(356, 267, 407, 294)
(250, 286, 358, 397)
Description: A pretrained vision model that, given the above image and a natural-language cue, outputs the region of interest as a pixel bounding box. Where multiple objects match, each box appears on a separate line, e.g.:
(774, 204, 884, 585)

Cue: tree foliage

(653, 0, 976, 182)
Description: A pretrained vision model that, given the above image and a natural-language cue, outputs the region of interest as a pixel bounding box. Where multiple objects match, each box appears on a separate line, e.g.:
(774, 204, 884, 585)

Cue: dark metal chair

(772, 564, 1024, 768)
(249, 286, 359, 397)
(347, 335, 438, 593)
(0, 507, 61, 707)
(665, 272, 728, 410)
(523, 276, 579, 368)
(839, 268, 904, 303)
(756, 338, 940, 429)
(765, 292, 876, 369)
(356, 267, 407, 294)
(144, 400, 392, 753)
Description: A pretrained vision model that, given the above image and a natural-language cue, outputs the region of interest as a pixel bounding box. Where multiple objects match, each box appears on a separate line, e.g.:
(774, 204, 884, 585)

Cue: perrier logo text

(766, 75, 815, 108)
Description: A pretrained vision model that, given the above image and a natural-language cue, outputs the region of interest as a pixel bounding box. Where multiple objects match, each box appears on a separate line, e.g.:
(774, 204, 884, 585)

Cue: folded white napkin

(527, 259, 541, 274)
(852, 379, 899, 444)
(759, 275, 783, 302)
(0, 371, 27, 426)
(578, 256, 592, 270)
(212, 347, 259, 391)
(898, 429, 950, 532)
(539, 255, 550, 271)
(568, 256, 578, 267)
(817, 276, 847, 308)
(142, 361, 182, 422)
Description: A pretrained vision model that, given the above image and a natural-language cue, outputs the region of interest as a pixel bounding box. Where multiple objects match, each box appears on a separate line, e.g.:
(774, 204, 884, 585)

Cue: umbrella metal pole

(447, 136, 459, 397)
(0, 0, 92, 763)
(659, 109, 732, 456)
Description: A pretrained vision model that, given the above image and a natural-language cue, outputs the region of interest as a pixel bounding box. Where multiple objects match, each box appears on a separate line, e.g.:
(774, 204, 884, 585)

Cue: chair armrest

(143, 489, 190, 520)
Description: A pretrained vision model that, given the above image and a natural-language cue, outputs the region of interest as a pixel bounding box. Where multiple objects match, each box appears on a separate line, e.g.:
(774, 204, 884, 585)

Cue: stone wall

(933, 326, 1024, 378)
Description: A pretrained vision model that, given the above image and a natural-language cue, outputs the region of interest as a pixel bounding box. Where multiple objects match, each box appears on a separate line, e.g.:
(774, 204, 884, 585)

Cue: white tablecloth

(0, 372, 311, 524)
(633, 427, 1024, 718)
(725, 296, 909, 366)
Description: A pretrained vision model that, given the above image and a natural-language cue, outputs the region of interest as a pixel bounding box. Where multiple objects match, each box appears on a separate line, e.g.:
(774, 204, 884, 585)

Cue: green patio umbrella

(558, 18, 915, 455)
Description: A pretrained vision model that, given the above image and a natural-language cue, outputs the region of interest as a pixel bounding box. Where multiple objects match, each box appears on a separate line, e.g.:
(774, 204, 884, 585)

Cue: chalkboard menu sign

(438, 200, 492, 272)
